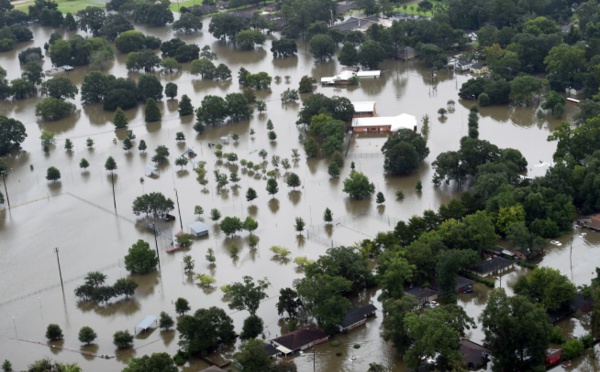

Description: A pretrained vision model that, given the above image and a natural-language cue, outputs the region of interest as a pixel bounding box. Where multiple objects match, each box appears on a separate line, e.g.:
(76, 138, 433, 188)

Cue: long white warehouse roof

(352, 114, 417, 132)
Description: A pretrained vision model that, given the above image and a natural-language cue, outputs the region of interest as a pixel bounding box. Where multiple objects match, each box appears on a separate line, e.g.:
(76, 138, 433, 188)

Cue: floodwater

(0, 18, 597, 372)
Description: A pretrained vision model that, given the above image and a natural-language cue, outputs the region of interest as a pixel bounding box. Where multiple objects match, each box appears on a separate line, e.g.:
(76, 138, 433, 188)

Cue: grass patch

(15, 0, 104, 14)
(168, 0, 203, 12)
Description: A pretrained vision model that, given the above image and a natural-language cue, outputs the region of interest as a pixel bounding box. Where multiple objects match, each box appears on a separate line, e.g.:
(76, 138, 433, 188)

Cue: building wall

(352, 125, 392, 133)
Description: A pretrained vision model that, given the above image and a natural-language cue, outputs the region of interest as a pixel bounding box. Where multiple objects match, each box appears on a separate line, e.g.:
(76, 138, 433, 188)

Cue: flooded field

(0, 19, 597, 371)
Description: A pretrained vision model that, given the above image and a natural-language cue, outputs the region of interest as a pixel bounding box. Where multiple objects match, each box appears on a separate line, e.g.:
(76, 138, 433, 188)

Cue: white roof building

(351, 101, 376, 114)
(351, 114, 417, 132)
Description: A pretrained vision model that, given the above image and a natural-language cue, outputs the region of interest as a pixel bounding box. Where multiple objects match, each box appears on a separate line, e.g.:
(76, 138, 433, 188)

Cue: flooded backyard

(0, 20, 598, 371)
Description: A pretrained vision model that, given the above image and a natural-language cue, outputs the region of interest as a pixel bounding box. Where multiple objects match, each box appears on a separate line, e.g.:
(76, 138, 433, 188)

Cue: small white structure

(188, 221, 209, 237)
(134, 315, 157, 334)
(351, 114, 417, 133)
(220, 136, 230, 144)
(351, 101, 376, 117)
(356, 70, 381, 79)
(145, 164, 159, 177)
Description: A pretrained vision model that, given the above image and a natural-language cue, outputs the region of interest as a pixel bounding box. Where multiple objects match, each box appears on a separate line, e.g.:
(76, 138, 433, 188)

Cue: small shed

(189, 221, 209, 237)
(220, 136, 230, 144)
(134, 315, 157, 334)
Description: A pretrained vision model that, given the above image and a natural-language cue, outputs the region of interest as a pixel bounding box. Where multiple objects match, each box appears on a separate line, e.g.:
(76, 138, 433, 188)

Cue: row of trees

(81, 72, 165, 111)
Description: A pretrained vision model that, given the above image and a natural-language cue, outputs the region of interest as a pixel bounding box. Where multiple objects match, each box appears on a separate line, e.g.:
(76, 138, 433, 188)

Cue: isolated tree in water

(113, 107, 128, 128)
(144, 98, 161, 122)
(46, 166, 61, 182)
(178, 94, 194, 116)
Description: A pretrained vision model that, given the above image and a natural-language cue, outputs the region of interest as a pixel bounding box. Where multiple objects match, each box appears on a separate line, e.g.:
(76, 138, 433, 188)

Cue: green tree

(220, 216, 243, 237)
(298, 75, 314, 94)
(210, 208, 221, 221)
(382, 129, 429, 176)
(113, 107, 128, 128)
(294, 217, 305, 234)
(177, 306, 237, 355)
(78, 326, 97, 345)
(161, 57, 181, 73)
(234, 338, 273, 371)
(235, 29, 266, 50)
(190, 58, 216, 79)
(295, 273, 351, 334)
(45, 324, 63, 341)
(151, 145, 170, 164)
(22, 62, 44, 85)
(35, 98, 75, 121)
(514, 267, 576, 311)
(46, 166, 61, 182)
(222, 276, 270, 315)
(175, 297, 190, 316)
(138, 140, 147, 153)
(266, 178, 278, 198)
(382, 296, 419, 356)
(159, 312, 175, 330)
(542, 91, 566, 116)
(178, 94, 194, 116)
(338, 42, 358, 67)
(79, 158, 89, 170)
(509, 75, 545, 106)
(405, 305, 475, 371)
(64, 139, 73, 152)
(0, 116, 26, 156)
(172, 12, 202, 33)
(286, 173, 301, 189)
(40, 77, 78, 99)
(480, 289, 552, 371)
(122, 353, 177, 372)
(343, 170, 375, 199)
(124, 239, 158, 275)
(271, 39, 297, 57)
(276, 288, 301, 318)
(323, 208, 333, 223)
(2, 360, 12, 372)
(358, 40, 386, 70)
(243, 216, 258, 235)
(246, 187, 257, 203)
(77, 6, 106, 36)
(165, 82, 177, 100)
(376, 191, 385, 204)
(144, 98, 161, 122)
(113, 330, 134, 349)
(240, 314, 264, 339)
(544, 43, 587, 91)
(309, 34, 335, 61)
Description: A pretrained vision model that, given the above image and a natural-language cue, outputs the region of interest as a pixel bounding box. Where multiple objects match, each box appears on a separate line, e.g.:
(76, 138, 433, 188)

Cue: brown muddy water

(0, 19, 598, 371)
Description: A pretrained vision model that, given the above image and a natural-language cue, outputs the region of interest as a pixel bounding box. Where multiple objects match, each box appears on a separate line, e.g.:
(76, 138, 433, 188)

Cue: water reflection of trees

(272, 56, 299, 71)
(76, 298, 141, 317)
(268, 198, 279, 214)
(288, 190, 301, 205)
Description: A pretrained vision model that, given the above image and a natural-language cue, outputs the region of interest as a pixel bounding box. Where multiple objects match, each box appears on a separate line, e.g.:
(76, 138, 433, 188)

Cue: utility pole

(54, 247, 64, 291)
(174, 188, 183, 231)
(152, 225, 161, 270)
(1, 170, 9, 208)
(111, 172, 117, 211)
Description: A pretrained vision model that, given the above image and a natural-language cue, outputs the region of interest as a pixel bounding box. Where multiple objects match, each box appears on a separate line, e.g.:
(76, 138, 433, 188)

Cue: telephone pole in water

(55, 247, 64, 291)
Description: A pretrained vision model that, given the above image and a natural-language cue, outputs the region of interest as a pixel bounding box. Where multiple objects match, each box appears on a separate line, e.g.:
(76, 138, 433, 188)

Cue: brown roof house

(270, 328, 329, 355)
(470, 257, 515, 277)
(338, 304, 377, 332)
(459, 339, 490, 369)
(404, 287, 439, 305)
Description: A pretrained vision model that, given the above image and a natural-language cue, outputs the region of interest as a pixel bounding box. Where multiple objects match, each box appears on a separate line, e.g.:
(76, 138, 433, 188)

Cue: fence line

(306, 211, 400, 248)
(66, 192, 136, 225)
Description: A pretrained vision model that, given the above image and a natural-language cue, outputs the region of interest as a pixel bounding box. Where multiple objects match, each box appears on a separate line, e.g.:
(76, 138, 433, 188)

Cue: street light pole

(54, 247, 64, 291)
(174, 187, 183, 231)
(1, 170, 10, 208)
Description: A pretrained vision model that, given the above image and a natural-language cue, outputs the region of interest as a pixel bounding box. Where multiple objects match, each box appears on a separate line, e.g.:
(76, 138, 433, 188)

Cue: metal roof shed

(134, 315, 157, 334)
(189, 221, 209, 237)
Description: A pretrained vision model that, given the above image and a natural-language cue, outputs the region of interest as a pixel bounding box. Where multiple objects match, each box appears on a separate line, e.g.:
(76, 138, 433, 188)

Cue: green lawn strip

(15, 0, 104, 14)
(168, 0, 203, 13)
